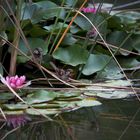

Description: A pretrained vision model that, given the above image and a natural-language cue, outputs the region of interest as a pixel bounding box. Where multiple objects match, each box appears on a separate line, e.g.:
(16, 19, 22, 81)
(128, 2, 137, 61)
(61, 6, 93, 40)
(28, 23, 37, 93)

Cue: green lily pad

(25, 90, 57, 104)
(55, 91, 80, 98)
(102, 80, 132, 87)
(3, 104, 28, 110)
(76, 97, 102, 107)
(97, 91, 133, 99)
(0, 110, 24, 115)
(32, 103, 60, 109)
(19, 37, 48, 55)
(0, 92, 15, 101)
(26, 108, 61, 115)
(82, 54, 110, 75)
(53, 44, 89, 66)
(44, 22, 68, 33)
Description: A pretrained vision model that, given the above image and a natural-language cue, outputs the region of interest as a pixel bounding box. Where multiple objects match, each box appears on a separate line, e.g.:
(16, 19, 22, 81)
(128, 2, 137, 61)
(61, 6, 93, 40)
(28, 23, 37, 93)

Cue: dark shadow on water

(0, 99, 140, 140)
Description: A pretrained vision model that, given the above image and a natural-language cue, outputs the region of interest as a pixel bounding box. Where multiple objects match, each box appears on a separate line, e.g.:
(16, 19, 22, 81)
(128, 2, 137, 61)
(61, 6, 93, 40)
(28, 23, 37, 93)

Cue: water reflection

(0, 100, 140, 140)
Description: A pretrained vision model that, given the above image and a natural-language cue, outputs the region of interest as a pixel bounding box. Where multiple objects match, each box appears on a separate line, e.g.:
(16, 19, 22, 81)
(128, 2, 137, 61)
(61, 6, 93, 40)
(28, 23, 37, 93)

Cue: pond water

(1, 99, 140, 140)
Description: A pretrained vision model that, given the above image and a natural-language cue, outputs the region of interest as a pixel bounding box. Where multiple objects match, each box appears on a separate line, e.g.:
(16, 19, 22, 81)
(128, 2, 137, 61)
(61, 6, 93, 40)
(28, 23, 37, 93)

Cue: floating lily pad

(102, 80, 132, 87)
(76, 97, 102, 107)
(3, 104, 28, 110)
(26, 108, 61, 115)
(55, 91, 81, 98)
(1, 110, 24, 115)
(0, 92, 15, 101)
(97, 91, 133, 99)
(25, 90, 57, 104)
(32, 103, 60, 109)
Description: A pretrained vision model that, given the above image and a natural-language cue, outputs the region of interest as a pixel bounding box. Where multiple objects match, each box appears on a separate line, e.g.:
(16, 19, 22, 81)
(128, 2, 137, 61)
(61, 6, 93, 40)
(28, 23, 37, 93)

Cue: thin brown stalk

(52, 0, 88, 53)
(9, 0, 22, 76)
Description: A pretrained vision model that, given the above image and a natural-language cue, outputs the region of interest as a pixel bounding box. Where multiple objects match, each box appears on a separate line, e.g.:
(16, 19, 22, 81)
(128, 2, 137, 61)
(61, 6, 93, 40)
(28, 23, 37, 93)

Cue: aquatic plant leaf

(96, 91, 133, 99)
(54, 100, 77, 108)
(56, 96, 82, 102)
(25, 90, 57, 104)
(32, 103, 60, 109)
(83, 92, 97, 96)
(82, 54, 110, 75)
(132, 35, 140, 53)
(55, 91, 81, 98)
(62, 34, 77, 45)
(65, 0, 75, 6)
(74, 14, 107, 32)
(17, 55, 30, 63)
(4, 104, 28, 110)
(44, 22, 68, 33)
(116, 11, 140, 24)
(107, 31, 133, 55)
(85, 80, 132, 89)
(53, 44, 89, 66)
(100, 80, 132, 87)
(0, 92, 15, 101)
(96, 59, 123, 79)
(118, 58, 140, 70)
(70, 25, 81, 34)
(0, 111, 24, 115)
(19, 38, 48, 55)
(21, 1, 65, 23)
(26, 108, 61, 115)
(29, 25, 48, 37)
(76, 97, 102, 107)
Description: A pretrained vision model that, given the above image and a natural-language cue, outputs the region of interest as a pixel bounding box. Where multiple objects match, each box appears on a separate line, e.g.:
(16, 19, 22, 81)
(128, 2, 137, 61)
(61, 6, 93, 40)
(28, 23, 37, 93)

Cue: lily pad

(97, 91, 133, 99)
(3, 104, 28, 110)
(25, 90, 57, 104)
(53, 44, 89, 66)
(19, 37, 48, 55)
(82, 54, 110, 75)
(32, 103, 60, 108)
(0, 92, 15, 101)
(101, 80, 132, 87)
(26, 108, 61, 115)
(76, 97, 102, 107)
(0, 110, 24, 115)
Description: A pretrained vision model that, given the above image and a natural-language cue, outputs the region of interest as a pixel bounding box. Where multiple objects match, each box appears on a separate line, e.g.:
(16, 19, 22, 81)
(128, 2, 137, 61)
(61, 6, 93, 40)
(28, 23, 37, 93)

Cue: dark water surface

(1, 99, 140, 140)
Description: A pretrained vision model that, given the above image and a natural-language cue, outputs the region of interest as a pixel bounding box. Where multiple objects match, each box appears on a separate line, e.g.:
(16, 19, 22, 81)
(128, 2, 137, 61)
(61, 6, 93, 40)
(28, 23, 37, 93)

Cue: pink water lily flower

(81, 7, 97, 13)
(0, 75, 31, 89)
